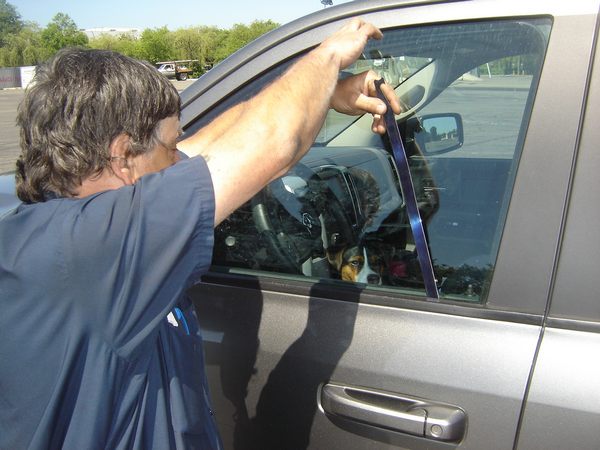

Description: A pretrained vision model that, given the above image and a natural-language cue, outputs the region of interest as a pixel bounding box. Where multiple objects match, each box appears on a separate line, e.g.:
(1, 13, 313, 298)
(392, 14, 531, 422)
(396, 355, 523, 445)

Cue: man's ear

(109, 133, 134, 184)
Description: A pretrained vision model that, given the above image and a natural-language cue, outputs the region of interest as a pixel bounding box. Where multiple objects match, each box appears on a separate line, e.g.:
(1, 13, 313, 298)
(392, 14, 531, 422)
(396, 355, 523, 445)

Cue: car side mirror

(411, 113, 464, 155)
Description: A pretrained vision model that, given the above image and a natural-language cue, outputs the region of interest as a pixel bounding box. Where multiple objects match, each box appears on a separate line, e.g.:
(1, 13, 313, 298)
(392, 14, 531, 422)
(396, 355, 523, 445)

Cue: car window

(208, 18, 551, 303)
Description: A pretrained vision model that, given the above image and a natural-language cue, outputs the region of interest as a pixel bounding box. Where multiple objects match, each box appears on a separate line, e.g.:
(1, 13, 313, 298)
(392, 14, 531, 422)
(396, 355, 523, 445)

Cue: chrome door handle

(320, 382, 467, 443)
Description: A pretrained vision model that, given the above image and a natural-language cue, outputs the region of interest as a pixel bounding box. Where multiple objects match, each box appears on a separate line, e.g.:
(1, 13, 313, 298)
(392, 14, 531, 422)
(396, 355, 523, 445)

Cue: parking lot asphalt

(0, 89, 23, 174)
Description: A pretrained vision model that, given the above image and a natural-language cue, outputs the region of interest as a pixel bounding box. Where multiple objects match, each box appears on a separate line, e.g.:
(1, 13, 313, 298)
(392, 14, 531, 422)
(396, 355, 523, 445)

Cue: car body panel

(516, 328, 600, 450)
(485, 7, 599, 314)
(516, 15, 600, 448)
(546, 25, 600, 323)
(193, 281, 542, 449)
(157, 63, 177, 78)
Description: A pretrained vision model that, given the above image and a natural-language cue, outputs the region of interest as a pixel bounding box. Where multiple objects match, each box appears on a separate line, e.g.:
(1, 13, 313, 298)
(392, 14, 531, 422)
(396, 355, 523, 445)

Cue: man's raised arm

(177, 19, 400, 226)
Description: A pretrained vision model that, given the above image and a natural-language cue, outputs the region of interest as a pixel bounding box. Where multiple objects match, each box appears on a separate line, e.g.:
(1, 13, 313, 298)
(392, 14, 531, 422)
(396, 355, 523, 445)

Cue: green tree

(114, 33, 143, 59)
(215, 20, 278, 61)
(139, 26, 173, 63)
(88, 33, 119, 51)
(0, 0, 23, 47)
(40, 13, 88, 55)
(170, 26, 226, 73)
(172, 27, 200, 60)
(247, 20, 279, 39)
(88, 32, 142, 59)
(198, 26, 228, 70)
(0, 11, 278, 70)
(0, 22, 44, 66)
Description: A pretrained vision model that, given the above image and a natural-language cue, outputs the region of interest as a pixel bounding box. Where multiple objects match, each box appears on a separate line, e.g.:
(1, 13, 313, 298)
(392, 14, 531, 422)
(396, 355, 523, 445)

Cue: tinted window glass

(210, 18, 551, 303)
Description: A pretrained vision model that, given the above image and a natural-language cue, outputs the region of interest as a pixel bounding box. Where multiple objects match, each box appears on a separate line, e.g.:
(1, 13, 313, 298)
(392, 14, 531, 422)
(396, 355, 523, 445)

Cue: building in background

(82, 28, 141, 39)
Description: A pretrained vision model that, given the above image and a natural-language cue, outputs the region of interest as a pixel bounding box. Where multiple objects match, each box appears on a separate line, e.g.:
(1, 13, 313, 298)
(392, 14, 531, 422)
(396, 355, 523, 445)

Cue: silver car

(2, 0, 598, 448)
(180, 1, 600, 449)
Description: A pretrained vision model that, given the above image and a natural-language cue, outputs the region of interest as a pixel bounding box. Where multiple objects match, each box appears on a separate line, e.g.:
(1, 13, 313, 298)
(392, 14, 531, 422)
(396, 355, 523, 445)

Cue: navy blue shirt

(0, 157, 222, 449)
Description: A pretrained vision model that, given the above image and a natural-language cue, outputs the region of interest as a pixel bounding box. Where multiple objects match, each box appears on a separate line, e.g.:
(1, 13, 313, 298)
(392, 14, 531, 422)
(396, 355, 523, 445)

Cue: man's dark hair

(15, 48, 181, 203)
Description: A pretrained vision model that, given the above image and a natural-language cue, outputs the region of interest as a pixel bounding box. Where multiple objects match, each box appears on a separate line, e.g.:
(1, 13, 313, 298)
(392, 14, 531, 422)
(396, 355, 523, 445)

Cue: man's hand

(318, 18, 383, 70)
(330, 70, 402, 134)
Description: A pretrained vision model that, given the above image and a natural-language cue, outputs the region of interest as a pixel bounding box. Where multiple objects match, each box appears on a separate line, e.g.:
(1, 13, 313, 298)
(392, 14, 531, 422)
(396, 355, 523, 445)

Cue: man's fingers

(359, 21, 383, 41)
(343, 18, 383, 40)
(343, 17, 364, 31)
(364, 74, 402, 115)
(354, 80, 402, 118)
(355, 94, 388, 116)
(371, 116, 387, 135)
(325, 19, 384, 69)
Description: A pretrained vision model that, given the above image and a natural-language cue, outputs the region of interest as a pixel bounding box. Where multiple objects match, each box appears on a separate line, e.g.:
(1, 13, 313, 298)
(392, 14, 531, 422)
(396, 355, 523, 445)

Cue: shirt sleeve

(63, 157, 215, 359)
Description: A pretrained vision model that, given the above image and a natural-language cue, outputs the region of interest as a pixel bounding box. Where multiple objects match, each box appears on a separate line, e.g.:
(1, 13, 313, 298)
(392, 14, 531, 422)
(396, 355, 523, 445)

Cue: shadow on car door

(191, 278, 361, 449)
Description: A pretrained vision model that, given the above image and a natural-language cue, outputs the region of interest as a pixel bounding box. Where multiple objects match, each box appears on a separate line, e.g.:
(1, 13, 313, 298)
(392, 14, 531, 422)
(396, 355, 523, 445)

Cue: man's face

(129, 115, 182, 179)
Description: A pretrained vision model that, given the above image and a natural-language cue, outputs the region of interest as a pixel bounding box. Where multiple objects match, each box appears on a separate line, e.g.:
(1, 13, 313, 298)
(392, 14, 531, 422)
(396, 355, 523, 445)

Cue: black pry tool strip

(374, 78, 438, 299)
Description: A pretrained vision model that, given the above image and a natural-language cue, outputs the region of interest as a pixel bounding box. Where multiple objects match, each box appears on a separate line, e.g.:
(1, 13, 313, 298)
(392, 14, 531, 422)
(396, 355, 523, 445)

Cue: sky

(10, 0, 354, 30)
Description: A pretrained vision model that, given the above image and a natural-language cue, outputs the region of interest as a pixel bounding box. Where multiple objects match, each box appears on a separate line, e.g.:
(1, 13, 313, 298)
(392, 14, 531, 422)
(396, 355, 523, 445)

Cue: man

(0, 19, 400, 449)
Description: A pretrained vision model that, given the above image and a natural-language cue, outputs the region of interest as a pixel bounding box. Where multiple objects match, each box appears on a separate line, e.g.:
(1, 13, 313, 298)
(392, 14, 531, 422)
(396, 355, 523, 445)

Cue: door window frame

(181, 2, 597, 317)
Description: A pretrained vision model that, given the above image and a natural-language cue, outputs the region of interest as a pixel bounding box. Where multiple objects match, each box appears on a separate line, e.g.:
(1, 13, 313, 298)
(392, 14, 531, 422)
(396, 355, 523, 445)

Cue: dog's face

(328, 245, 384, 285)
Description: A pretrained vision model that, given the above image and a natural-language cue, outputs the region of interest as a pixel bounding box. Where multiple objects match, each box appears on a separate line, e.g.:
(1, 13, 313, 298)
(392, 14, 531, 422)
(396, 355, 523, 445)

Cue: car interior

(186, 18, 551, 303)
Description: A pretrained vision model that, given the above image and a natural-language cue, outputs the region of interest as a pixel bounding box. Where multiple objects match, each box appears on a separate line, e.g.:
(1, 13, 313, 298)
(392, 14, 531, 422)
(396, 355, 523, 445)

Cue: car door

(164, 64, 175, 77)
(516, 22, 600, 450)
(181, 1, 599, 448)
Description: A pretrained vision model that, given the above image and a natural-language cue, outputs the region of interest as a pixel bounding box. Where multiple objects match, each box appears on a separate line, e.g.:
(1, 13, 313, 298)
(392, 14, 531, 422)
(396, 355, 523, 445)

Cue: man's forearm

(179, 45, 341, 224)
(182, 45, 339, 170)
(177, 19, 387, 225)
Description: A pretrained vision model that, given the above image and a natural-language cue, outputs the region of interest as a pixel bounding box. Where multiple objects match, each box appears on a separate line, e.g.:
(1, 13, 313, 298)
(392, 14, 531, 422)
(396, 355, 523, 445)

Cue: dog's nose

(367, 274, 380, 285)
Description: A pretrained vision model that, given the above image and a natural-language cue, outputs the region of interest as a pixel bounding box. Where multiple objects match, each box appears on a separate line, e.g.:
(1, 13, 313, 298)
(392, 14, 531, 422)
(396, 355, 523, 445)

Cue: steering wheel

(251, 162, 354, 274)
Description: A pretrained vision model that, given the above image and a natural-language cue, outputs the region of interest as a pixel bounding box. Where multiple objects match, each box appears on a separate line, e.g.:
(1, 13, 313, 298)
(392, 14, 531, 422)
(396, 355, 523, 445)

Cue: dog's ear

(364, 238, 388, 259)
(326, 233, 346, 271)
(326, 245, 345, 271)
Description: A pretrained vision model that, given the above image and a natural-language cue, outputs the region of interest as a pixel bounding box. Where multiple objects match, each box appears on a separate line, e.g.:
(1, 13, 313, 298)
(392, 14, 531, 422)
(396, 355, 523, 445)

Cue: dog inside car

(326, 238, 385, 285)
(316, 165, 387, 285)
